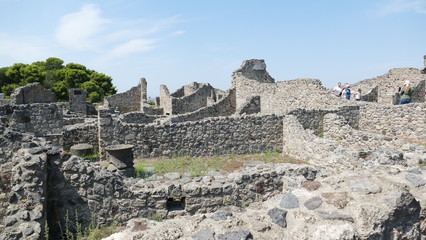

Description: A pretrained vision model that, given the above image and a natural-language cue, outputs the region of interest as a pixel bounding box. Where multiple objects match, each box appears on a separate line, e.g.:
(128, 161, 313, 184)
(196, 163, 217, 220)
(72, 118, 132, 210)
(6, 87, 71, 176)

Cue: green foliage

(82, 152, 100, 161)
(148, 213, 163, 222)
(57, 209, 118, 240)
(44, 220, 49, 240)
(0, 57, 117, 102)
(1, 83, 19, 98)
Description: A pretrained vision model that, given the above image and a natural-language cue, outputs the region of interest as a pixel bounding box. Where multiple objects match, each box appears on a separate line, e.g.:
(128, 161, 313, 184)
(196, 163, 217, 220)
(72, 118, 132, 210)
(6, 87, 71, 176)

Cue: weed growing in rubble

(56, 210, 118, 240)
(82, 152, 100, 161)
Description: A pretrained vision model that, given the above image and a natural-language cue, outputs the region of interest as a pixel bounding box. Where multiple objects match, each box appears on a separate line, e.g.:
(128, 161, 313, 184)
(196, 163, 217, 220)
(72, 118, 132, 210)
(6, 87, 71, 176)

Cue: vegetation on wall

(0, 57, 117, 102)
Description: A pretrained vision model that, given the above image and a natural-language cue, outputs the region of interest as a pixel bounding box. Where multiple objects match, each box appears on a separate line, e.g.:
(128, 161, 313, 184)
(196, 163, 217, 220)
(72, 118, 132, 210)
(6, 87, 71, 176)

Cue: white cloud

(55, 5, 181, 59)
(172, 30, 185, 36)
(108, 38, 157, 57)
(55, 4, 109, 50)
(378, 0, 426, 15)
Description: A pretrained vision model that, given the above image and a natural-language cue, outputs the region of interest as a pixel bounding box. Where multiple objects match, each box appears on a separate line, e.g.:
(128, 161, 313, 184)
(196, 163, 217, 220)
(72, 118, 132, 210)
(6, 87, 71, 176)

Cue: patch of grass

(57, 210, 118, 240)
(134, 151, 307, 178)
(148, 213, 163, 222)
(82, 152, 99, 161)
(84, 222, 118, 240)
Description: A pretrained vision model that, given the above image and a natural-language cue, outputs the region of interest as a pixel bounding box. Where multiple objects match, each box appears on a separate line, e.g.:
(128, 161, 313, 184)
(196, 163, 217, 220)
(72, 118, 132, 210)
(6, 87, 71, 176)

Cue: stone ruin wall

(160, 83, 224, 116)
(234, 77, 353, 115)
(68, 88, 87, 115)
(288, 105, 360, 133)
(0, 103, 64, 136)
(96, 104, 360, 160)
(98, 112, 284, 159)
(0, 126, 49, 239)
(63, 122, 99, 151)
(104, 83, 142, 114)
(323, 113, 426, 165)
(159, 85, 172, 115)
(360, 86, 378, 102)
(170, 84, 214, 115)
(168, 89, 236, 123)
(9, 82, 57, 105)
(283, 112, 426, 170)
(0, 126, 318, 239)
(359, 102, 426, 143)
(351, 68, 426, 104)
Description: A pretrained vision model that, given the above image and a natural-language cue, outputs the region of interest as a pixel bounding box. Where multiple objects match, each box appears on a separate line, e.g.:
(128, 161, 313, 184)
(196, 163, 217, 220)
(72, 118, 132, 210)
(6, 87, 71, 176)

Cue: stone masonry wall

(0, 103, 64, 136)
(10, 82, 57, 105)
(0, 126, 36, 234)
(169, 89, 236, 123)
(0, 128, 51, 240)
(235, 77, 355, 115)
(170, 84, 214, 115)
(289, 105, 360, 133)
(63, 122, 98, 151)
(351, 68, 426, 104)
(104, 83, 141, 114)
(282, 115, 357, 170)
(0, 147, 48, 240)
(324, 113, 426, 166)
(99, 112, 284, 159)
(359, 102, 426, 143)
(159, 85, 172, 115)
(47, 152, 317, 235)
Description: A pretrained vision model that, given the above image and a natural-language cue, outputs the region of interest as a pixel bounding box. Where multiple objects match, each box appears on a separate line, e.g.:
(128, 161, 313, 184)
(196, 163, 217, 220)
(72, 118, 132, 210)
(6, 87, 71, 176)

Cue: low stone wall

(324, 113, 426, 166)
(282, 115, 357, 169)
(359, 102, 426, 143)
(47, 153, 317, 233)
(99, 112, 284, 159)
(118, 112, 163, 124)
(289, 105, 360, 133)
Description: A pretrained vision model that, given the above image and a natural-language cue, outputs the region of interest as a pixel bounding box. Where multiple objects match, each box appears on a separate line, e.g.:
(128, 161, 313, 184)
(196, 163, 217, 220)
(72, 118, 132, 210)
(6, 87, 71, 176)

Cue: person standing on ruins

(343, 85, 351, 100)
(332, 82, 343, 97)
(399, 80, 413, 104)
(354, 88, 362, 101)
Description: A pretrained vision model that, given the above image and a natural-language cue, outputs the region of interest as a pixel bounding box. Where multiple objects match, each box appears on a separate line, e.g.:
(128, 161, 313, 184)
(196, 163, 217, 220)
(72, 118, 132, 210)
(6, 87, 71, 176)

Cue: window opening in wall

(74, 90, 82, 95)
(166, 197, 186, 211)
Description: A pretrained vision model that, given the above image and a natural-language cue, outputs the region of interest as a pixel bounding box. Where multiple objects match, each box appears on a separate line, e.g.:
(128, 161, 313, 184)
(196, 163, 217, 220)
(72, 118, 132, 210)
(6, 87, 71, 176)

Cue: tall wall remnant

(231, 59, 275, 88)
(10, 82, 57, 104)
(421, 55, 426, 74)
(68, 88, 87, 115)
(159, 82, 227, 116)
(103, 79, 142, 114)
(232, 59, 351, 115)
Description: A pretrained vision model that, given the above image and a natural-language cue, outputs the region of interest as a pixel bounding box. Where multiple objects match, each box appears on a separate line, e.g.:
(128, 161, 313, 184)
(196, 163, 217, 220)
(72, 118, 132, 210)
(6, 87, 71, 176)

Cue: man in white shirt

(332, 82, 343, 97)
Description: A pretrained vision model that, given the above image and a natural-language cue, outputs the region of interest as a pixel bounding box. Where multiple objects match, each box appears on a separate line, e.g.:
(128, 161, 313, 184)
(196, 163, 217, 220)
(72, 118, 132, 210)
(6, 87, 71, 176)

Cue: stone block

(70, 143, 93, 157)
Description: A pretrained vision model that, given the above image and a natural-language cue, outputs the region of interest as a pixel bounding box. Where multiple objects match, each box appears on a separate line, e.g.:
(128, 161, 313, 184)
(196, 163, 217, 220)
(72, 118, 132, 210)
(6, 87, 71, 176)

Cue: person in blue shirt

(344, 85, 351, 100)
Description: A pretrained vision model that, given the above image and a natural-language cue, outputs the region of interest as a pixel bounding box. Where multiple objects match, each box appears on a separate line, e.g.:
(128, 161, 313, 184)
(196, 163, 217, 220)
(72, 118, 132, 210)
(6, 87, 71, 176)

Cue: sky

(1, 0, 426, 97)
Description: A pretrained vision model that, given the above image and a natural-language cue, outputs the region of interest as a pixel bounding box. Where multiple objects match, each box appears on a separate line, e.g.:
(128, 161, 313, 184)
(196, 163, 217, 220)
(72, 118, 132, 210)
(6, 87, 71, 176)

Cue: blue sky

(0, 0, 425, 97)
